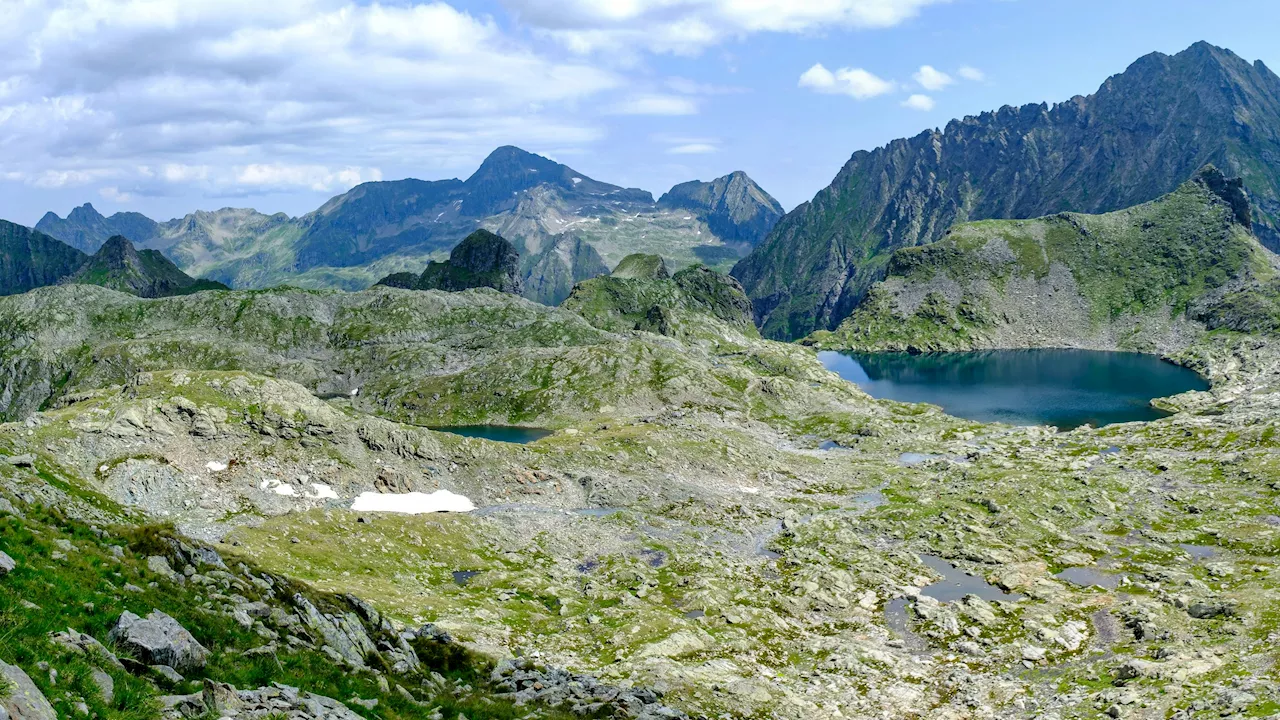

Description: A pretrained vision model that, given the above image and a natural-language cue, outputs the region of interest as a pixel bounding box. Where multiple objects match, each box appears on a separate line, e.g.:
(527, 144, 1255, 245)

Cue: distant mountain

(30, 147, 783, 297)
(0, 220, 87, 295)
(659, 171, 784, 247)
(36, 203, 159, 254)
(734, 41, 1280, 340)
(379, 230, 522, 295)
(68, 236, 229, 298)
(812, 167, 1280, 353)
(521, 234, 610, 306)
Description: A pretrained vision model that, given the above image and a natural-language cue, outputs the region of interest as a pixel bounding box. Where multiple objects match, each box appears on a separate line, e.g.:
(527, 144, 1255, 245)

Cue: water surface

(919, 555, 1023, 603)
(432, 426, 553, 444)
(819, 349, 1209, 429)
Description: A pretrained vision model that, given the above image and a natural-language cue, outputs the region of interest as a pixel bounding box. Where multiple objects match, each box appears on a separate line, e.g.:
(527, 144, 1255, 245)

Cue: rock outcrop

(734, 41, 1280, 340)
(108, 610, 210, 672)
(0, 660, 57, 720)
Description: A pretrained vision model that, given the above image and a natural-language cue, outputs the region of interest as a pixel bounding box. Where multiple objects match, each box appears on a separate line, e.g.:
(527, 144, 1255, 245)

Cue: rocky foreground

(0, 261, 1279, 719)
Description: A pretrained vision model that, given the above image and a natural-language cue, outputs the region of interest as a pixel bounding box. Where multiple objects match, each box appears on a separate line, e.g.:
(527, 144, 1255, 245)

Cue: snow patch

(308, 483, 338, 500)
(206, 461, 229, 472)
(683, 216, 692, 220)
(259, 477, 296, 496)
(274, 484, 296, 496)
(572, 177, 582, 184)
(738, 486, 760, 495)
(350, 490, 475, 515)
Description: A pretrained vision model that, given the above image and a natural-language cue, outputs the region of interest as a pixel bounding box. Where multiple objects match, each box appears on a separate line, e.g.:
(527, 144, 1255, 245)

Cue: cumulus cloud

(799, 64, 895, 99)
(958, 65, 986, 81)
(0, 0, 620, 199)
(913, 65, 953, 91)
(503, 0, 949, 55)
(99, 186, 133, 202)
(902, 94, 935, 111)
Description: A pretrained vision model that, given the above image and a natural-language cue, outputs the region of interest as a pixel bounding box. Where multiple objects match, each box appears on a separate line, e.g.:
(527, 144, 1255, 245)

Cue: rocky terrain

(1, 247, 1279, 718)
(734, 41, 1280, 341)
(810, 167, 1280, 354)
(35, 148, 783, 293)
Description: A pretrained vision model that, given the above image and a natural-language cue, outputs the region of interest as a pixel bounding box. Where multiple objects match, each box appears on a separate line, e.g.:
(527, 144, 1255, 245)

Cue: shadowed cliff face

(734, 41, 1280, 341)
(0, 220, 87, 295)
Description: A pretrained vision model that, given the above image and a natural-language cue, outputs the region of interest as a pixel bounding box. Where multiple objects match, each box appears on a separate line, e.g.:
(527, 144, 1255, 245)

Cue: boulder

(107, 610, 209, 672)
(0, 553, 14, 577)
(0, 660, 57, 720)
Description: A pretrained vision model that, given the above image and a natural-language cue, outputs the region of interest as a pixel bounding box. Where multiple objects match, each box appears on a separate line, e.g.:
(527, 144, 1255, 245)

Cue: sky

(3, 0, 1280, 227)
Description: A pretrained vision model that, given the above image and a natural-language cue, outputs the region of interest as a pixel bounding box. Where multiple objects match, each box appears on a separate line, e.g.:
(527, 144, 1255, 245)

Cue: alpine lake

(818, 349, 1210, 430)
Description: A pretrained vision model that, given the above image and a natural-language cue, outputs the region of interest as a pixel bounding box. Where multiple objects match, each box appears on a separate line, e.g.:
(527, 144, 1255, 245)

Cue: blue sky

(4, 0, 1280, 227)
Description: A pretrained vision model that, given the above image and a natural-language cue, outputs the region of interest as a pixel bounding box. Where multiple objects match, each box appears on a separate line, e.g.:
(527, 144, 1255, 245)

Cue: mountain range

(33, 147, 784, 304)
(734, 41, 1280, 340)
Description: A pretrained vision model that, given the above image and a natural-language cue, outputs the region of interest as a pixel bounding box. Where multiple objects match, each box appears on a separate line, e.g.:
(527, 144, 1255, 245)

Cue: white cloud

(799, 64, 895, 99)
(957, 65, 986, 81)
(607, 94, 699, 116)
(504, 0, 950, 55)
(235, 164, 383, 192)
(667, 143, 718, 155)
(902, 94, 935, 111)
(913, 65, 953, 91)
(98, 186, 133, 202)
(0, 0, 620, 199)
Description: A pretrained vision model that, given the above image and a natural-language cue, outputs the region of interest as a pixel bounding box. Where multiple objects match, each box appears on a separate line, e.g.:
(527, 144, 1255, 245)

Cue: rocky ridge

(810, 166, 1280, 354)
(734, 41, 1280, 341)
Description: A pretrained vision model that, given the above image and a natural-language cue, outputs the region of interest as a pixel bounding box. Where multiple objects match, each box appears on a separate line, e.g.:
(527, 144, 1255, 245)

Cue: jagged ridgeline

(810, 167, 1280, 353)
(735, 41, 1280, 341)
(377, 229, 524, 295)
(33, 147, 783, 295)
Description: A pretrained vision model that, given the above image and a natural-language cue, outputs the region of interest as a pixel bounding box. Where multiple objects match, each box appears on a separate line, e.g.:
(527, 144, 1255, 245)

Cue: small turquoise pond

(432, 426, 553, 444)
(819, 349, 1210, 429)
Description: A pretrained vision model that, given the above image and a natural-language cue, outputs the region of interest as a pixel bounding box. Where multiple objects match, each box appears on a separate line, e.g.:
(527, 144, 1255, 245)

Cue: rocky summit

(67, 235, 230, 299)
(735, 41, 1280, 341)
(382, 229, 524, 295)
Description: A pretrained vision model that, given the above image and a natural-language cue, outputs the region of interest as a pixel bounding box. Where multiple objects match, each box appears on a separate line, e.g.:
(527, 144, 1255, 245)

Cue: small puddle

(1180, 544, 1219, 560)
(1101, 446, 1122, 456)
(1055, 567, 1121, 590)
(883, 598, 928, 652)
(919, 555, 1023, 603)
(898, 453, 940, 466)
(431, 426, 553, 444)
(452, 570, 481, 586)
(683, 609, 705, 619)
(640, 549, 667, 568)
(818, 440, 843, 451)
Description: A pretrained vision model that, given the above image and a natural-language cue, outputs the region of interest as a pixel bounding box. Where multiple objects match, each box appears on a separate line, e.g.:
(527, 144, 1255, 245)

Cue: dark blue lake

(818, 349, 1209, 429)
(432, 426, 553, 443)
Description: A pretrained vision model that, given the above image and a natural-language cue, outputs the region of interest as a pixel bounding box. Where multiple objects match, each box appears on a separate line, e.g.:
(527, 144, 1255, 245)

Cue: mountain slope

(36, 203, 160, 253)
(659, 171, 784, 246)
(68, 236, 228, 298)
(735, 41, 1280, 340)
(521, 233, 610, 305)
(0, 220, 87, 295)
(810, 167, 1280, 353)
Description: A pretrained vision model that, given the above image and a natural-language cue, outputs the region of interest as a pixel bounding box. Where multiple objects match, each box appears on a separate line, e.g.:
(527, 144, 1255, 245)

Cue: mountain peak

(658, 171, 784, 246)
(1192, 165, 1252, 229)
(70, 234, 225, 298)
